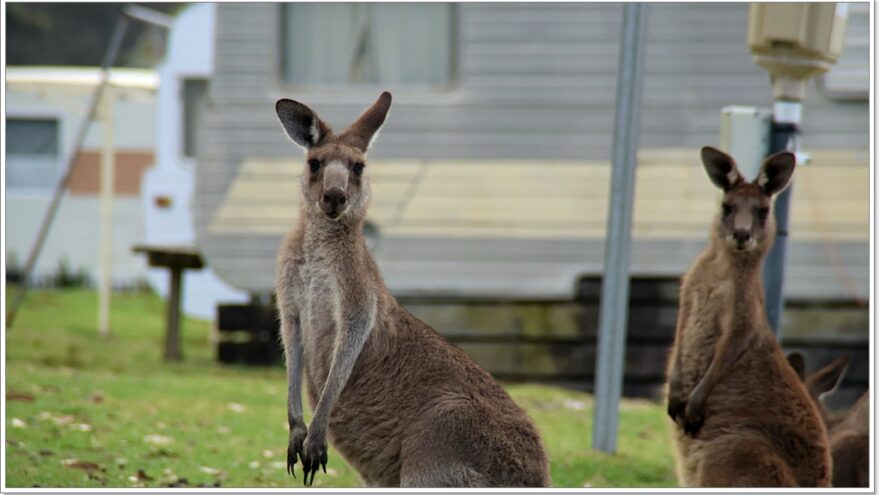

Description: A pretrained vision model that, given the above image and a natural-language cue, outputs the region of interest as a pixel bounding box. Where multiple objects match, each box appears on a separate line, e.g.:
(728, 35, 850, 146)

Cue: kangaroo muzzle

(320, 161, 350, 219)
(730, 210, 755, 250)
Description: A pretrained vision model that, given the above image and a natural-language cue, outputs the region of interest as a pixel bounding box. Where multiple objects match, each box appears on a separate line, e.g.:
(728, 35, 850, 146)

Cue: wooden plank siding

(196, 3, 869, 301)
(212, 279, 868, 407)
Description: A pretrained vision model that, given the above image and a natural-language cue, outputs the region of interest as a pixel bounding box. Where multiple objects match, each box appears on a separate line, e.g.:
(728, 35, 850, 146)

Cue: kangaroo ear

(340, 92, 392, 153)
(786, 352, 806, 381)
(755, 151, 796, 196)
(275, 98, 331, 150)
(805, 356, 850, 399)
(700, 146, 743, 191)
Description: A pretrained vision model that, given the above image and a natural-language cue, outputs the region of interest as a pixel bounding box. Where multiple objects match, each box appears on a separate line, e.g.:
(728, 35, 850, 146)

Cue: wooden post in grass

(132, 245, 204, 362)
(98, 85, 115, 338)
(165, 265, 183, 360)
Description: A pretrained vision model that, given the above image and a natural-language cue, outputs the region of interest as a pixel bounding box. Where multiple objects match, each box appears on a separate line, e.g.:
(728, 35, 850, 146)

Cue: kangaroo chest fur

(293, 231, 369, 394)
(679, 268, 762, 386)
(299, 259, 339, 388)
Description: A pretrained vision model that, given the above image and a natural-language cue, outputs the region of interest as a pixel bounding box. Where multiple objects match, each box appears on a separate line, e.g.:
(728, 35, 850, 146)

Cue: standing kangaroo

(274, 92, 550, 488)
(665, 146, 831, 487)
(787, 353, 869, 487)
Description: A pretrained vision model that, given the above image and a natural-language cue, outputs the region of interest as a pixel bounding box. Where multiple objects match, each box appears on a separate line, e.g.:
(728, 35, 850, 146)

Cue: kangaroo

(274, 92, 550, 488)
(827, 392, 870, 487)
(665, 146, 831, 487)
(786, 353, 869, 487)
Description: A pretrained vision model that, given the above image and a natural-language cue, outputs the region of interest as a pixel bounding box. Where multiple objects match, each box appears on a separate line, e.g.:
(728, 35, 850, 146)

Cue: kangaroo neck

(709, 235, 766, 326)
(302, 213, 366, 261)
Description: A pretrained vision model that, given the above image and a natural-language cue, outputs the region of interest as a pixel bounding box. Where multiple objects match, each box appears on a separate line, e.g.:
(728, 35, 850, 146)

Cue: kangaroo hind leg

(398, 407, 489, 488)
(697, 437, 797, 487)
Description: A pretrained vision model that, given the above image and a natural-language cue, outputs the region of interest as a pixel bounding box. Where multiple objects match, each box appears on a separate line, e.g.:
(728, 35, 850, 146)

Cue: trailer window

(281, 3, 455, 88)
(6, 117, 60, 190)
(183, 78, 208, 159)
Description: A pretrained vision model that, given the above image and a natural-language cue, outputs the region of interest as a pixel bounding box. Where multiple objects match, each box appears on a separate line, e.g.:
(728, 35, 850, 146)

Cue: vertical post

(165, 266, 183, 361)
(6, 14, 129, 329)
(98, 85, 115, 337)
(762, 100, 801, 337)
(592, 2, 647, 454)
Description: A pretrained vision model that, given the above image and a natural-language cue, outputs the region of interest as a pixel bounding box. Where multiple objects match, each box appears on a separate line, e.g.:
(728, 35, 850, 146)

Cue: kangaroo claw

(301, 435, 328, 486)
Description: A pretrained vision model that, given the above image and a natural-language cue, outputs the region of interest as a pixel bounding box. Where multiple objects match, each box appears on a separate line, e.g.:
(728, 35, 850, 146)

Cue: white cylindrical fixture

(772, 100, 804, 125)
(98, 85, 116, 337)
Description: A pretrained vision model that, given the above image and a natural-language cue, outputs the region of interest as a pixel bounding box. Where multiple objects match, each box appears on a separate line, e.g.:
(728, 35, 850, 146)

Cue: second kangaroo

(274, 92, 550, 488)
(787, 353, 869, 487)
(665, 147, 831, 487)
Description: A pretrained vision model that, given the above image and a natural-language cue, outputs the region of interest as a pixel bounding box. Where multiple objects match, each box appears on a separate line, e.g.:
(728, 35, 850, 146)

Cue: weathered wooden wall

(217, 277, 868, 409)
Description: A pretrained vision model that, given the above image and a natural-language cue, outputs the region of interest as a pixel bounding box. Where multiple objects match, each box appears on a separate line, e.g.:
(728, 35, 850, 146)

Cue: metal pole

(763, 100, 801, 337)
(592, 2, 647, 454)
(6, 12, 130, 328)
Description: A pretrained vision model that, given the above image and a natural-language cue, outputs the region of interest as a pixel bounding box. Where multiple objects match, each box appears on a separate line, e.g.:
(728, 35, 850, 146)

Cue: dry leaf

(62, 459, 102, 471)
(6, 391, 35, 402)
(134, 469, 153, 481)
(143, 434, 173, 446)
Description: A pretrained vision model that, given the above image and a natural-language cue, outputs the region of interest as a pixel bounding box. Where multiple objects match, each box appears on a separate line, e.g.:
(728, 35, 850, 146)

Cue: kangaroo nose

(733, 230, 750, 244)
(322, 188, 347, 208)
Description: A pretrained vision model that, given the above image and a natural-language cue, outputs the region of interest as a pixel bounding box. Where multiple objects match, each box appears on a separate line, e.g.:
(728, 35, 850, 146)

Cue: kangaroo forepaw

(301, 434, 328, 486)
(287, 421, 307, 478)
(667, 397, 685, 421)
(682, 401, 705, 437)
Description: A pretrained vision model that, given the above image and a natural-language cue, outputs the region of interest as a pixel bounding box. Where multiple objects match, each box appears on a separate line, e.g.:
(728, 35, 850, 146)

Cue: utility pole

(592, 2, 647, 454)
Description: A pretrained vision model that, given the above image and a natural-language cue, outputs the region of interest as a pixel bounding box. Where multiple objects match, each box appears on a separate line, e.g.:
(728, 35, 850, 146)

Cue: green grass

(5, 288, 678, 488)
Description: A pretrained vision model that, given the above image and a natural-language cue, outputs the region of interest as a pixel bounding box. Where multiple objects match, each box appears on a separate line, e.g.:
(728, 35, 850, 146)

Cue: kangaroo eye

(308, 159, 321, 174)
(721, 203, 733, 217)
(352, 162, 365, 176)
(758, 207, 770, 221)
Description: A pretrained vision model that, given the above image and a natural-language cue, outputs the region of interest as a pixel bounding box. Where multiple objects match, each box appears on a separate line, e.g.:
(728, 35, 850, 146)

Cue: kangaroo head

(275, 92, 392, 223)
(787, 352, 849, 424)
(803, 354, 850, 403)
(700, 146, 796, 255)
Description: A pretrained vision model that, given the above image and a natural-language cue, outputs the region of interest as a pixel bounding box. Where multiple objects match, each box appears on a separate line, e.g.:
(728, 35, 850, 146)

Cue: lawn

(4, 288, 678, 488)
